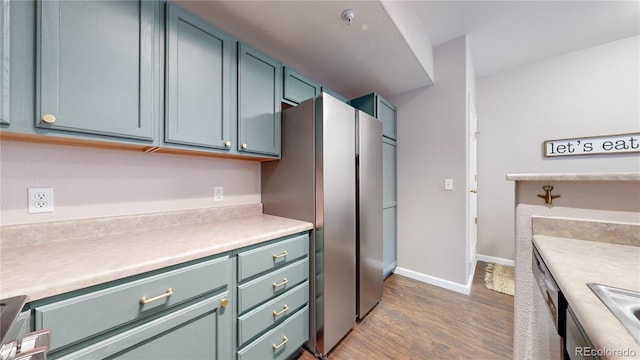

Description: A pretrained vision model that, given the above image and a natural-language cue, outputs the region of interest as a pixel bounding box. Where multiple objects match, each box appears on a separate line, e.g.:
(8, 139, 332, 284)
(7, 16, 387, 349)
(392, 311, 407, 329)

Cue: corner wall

(476, 35, 640, 261)
(391, 36, 471, 288)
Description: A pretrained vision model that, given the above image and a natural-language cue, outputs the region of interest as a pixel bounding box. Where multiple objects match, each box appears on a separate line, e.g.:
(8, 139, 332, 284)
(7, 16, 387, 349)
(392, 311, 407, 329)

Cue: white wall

(476, 35, 640, 261)
(391, 36, 471, 288)
(0, 141, 261, 225)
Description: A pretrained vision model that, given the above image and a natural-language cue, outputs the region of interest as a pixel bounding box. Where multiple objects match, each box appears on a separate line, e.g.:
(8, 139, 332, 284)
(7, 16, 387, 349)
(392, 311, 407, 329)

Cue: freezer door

(357, 110, 383, 319)
(315, 93, 357, 355)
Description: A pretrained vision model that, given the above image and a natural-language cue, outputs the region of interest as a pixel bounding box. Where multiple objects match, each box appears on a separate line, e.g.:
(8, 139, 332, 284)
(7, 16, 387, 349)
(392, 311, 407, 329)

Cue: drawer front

(36, 255, 230, 351)
(238, 280, 308, 346)
(237, 307, 309, 360)
(238, 258, 309, 314)
(238, 233, 309, 282)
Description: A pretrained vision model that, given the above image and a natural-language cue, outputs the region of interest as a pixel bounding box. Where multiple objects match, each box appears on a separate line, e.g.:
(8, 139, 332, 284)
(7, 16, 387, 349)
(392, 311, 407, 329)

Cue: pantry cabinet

(36, 0, 158, 142)
(351, 93, 396, 140)
(352, 92, 398, 278)
(1, 0, 9, 125)
(164, 3, 236, 151)
(238, 43, 282, 158)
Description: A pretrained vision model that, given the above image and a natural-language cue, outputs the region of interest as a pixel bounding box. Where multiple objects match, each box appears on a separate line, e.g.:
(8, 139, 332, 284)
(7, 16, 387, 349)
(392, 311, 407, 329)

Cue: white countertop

(506, 172, 640, 181)
(533, 235, 640, 359)
(0, 207, 313, 302)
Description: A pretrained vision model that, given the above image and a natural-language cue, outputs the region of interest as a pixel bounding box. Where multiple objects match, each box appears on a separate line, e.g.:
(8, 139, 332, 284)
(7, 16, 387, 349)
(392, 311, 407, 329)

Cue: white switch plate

(214, 186, 224, 202)
(28, 188, 54, 213)
(444, 179, 454, 191)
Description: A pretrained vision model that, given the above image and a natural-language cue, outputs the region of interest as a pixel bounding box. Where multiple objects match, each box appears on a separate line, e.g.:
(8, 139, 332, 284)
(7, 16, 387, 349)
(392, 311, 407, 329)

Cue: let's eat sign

(544, 132, 640, 157)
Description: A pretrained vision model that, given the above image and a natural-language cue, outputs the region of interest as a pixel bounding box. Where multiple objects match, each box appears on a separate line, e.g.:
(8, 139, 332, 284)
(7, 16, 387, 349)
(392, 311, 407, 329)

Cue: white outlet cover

(28, 188, 54, 213)
(214, 186, 224, 202)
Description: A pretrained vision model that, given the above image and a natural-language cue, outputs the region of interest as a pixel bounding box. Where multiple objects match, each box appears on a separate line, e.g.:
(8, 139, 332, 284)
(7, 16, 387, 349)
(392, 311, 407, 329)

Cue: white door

(468, 98, 478, 275)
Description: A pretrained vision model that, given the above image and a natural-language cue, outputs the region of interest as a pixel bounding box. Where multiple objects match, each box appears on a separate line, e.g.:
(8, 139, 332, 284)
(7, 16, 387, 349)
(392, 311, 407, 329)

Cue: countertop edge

(532, 235, 640, 360)
(506, 172, 640, 181)
(0, 214, 313, 302)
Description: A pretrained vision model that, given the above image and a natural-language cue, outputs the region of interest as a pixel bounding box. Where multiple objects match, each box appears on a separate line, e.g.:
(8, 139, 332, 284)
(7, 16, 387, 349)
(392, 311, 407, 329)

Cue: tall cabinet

(351, 93, 397, 278)
(1, 0, 9, 125)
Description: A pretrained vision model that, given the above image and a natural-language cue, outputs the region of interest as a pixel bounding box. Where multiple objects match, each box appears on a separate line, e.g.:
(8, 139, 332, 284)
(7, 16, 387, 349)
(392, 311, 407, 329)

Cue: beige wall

(0, 141, 261, 225)
(391, 36, 471, 287)
(476, 35, 640, 261)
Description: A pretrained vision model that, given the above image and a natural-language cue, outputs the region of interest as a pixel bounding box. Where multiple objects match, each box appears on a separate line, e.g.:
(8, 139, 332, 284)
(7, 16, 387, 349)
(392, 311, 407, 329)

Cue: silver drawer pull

(272, 336, 288, 351)
(272, 250, 288, 260)
(140, 288, 173, 305)
(272, 278, 288, 289)
(272, 304, 289, 317)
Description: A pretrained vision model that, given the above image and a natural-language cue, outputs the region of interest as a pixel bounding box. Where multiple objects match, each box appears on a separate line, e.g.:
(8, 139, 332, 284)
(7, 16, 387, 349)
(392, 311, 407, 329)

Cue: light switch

(444, 179, 454, 191)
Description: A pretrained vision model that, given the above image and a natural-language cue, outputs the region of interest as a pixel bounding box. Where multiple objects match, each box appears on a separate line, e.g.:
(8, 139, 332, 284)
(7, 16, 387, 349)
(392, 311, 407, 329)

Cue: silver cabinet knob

(224, 141, 231, 147)
(241, 143, 248, 149)
(41, 114, 56, 124)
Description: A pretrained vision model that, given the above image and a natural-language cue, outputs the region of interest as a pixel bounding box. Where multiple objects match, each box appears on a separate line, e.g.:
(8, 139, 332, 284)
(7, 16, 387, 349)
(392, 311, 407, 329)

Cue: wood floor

(299, 261, 514, 360)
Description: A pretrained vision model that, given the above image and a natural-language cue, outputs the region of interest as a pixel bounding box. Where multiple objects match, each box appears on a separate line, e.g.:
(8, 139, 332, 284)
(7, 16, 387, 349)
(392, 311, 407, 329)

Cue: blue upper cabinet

(378, 97, 397, 140)
(283, 67, 320, 105)
(238, 43, 282, 158)
(36, 0, 157, 142)
(0, 0, 9, 125)
(165, 3, 236, 151)
(351, 93, 396, 140)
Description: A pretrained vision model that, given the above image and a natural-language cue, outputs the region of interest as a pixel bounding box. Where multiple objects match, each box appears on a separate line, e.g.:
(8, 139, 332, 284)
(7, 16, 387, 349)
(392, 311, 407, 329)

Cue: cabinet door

(382, 138, 397, 278)
(0, 0, 9, 125)
(165, 3, 235, 150)
(283, 67, 320, 105)
(238, 43, 281, 157)
(378, 96, 397, 140)
(37, 0, 157, 141)
(55, 293, 232, 360)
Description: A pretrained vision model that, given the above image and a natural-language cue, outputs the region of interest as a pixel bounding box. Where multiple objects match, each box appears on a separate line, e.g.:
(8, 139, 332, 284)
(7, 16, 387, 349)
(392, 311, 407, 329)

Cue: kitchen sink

(587, 283, 640, 344)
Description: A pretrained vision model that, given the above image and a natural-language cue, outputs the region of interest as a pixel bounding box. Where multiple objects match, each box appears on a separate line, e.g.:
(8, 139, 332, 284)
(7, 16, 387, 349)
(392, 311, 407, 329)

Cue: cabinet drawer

(238, 233, 309, 281)
(237, 307, 309, 360)
(238, 258, 309, 313)
(35, 255, 230, 351)
(238, 280, 308, 346)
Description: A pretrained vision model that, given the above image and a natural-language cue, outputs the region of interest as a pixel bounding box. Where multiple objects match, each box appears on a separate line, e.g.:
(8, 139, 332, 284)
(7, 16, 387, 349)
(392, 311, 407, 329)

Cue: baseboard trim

(394, 267, 472, 295)
(476, 254, 514, 267)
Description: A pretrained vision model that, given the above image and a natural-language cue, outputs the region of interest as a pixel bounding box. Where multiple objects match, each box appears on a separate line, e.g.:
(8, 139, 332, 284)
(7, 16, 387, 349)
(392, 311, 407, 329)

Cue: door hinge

(475, 217, 478, 224)
(474, 131, 480, 139)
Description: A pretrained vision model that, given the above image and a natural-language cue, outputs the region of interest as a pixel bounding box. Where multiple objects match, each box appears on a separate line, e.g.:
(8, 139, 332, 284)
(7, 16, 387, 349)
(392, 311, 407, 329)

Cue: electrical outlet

(214, 186, 224, 202)
(28, 188, 54, 213)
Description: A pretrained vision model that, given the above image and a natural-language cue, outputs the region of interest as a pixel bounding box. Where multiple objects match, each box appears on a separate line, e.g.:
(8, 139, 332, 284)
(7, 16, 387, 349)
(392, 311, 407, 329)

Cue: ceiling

(179, 1, 640, 99)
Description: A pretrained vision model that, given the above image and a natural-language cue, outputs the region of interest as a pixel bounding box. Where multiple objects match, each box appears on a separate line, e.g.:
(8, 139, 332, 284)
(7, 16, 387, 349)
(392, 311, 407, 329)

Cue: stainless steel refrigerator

(261, 93, 382, 357)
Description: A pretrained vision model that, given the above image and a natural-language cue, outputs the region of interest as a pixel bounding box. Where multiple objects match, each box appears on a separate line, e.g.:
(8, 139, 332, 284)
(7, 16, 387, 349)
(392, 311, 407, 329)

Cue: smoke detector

(342, 9, 355, 25)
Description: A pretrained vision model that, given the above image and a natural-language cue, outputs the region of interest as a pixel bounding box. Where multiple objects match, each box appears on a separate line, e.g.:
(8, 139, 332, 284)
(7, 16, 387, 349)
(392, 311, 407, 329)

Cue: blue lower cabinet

(56, 293, 231, 360)
(237, 308, 309, 360)
(34, 254, 232, 359)
(236, 233, 311, 359)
